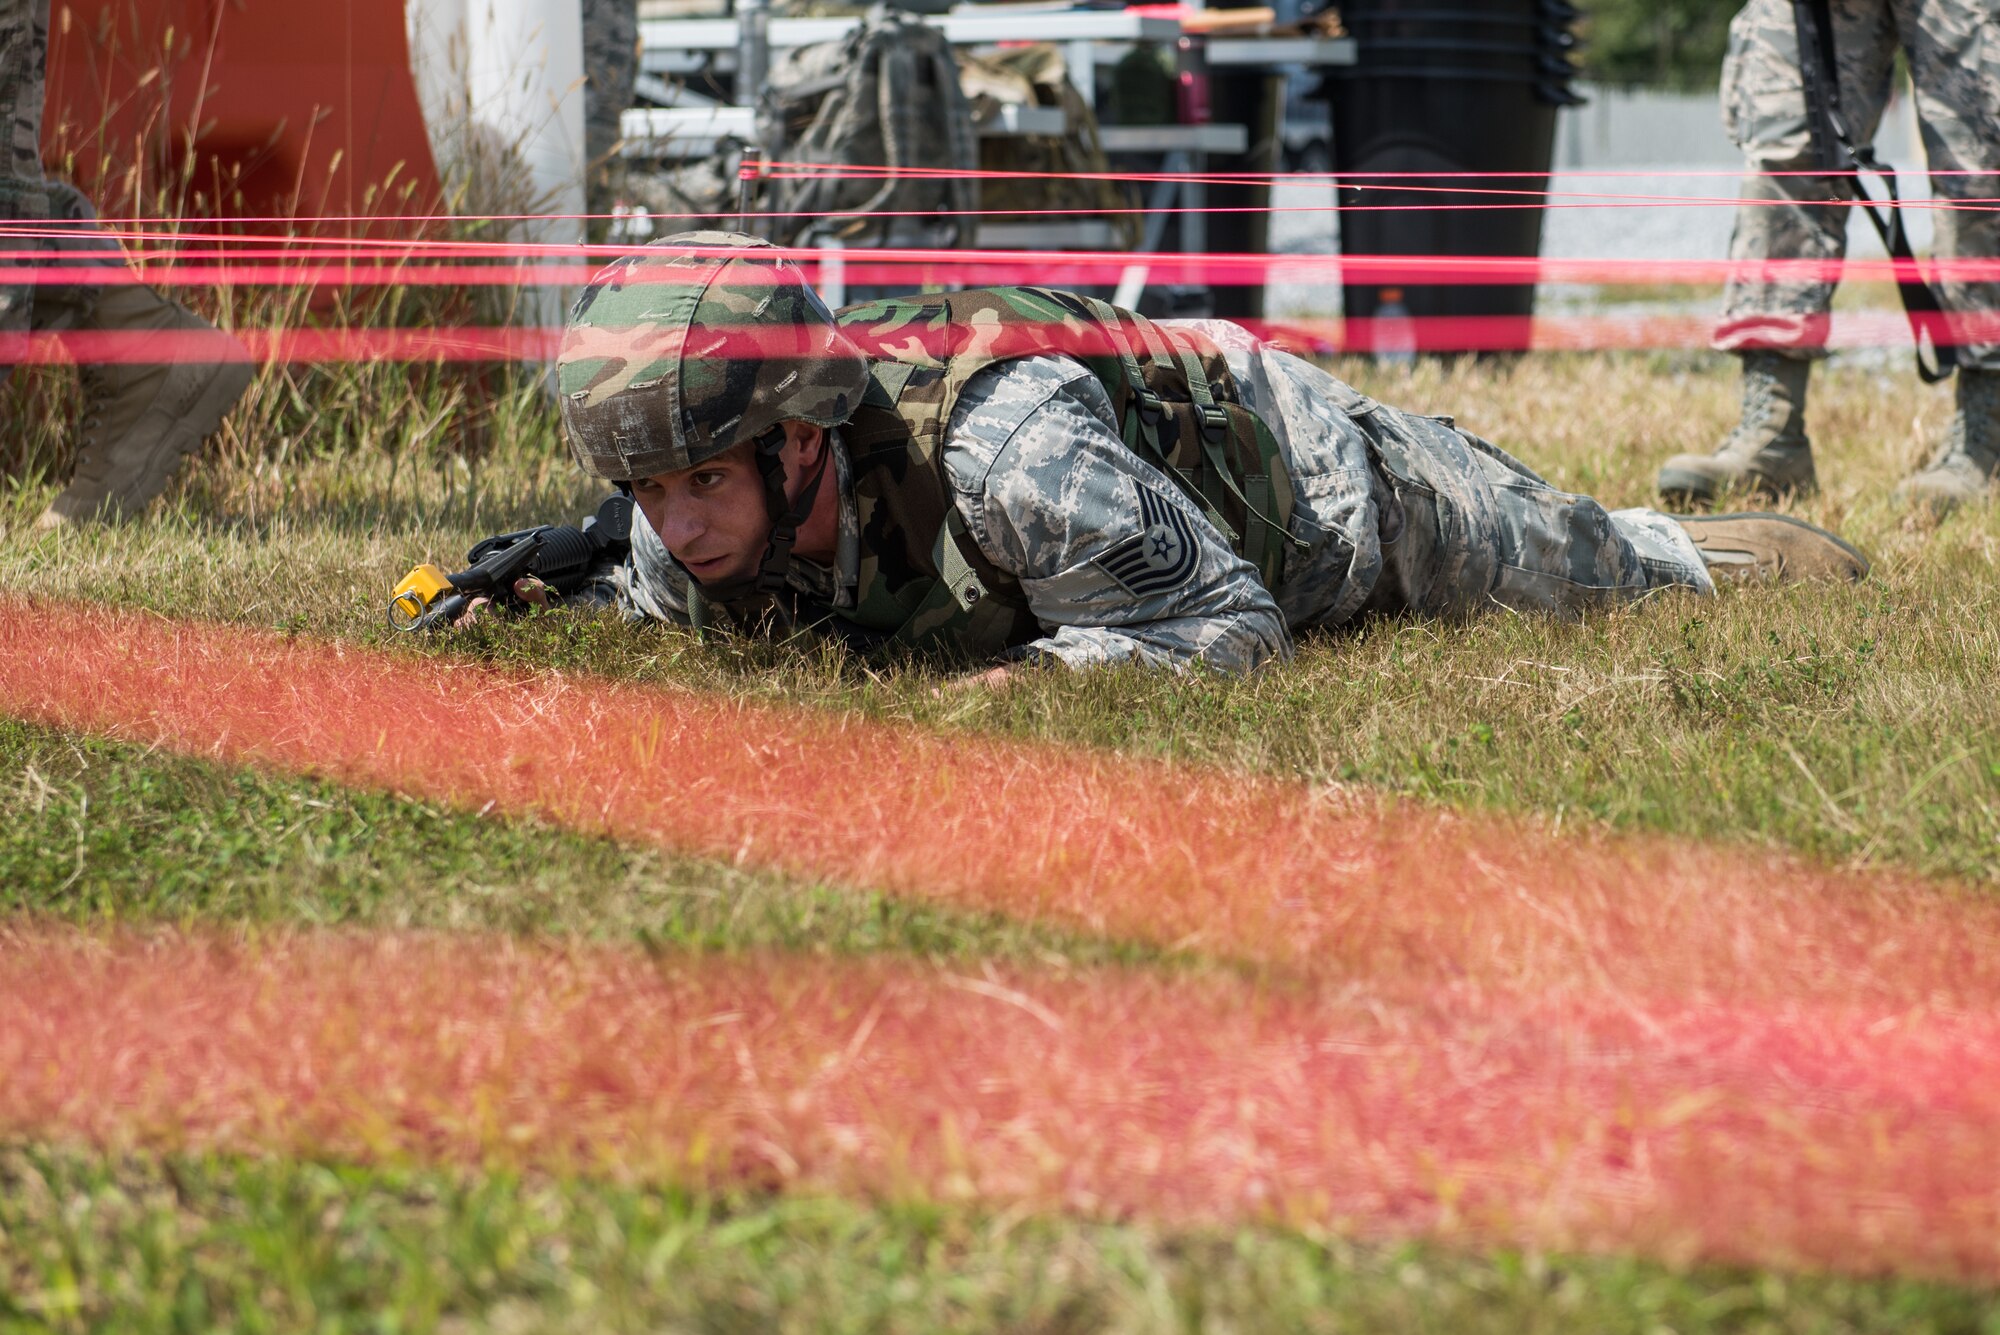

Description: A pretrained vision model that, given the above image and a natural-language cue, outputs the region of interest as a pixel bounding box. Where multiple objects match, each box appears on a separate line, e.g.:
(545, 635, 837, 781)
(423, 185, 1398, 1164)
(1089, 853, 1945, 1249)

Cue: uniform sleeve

(942, 356, 1291, 673)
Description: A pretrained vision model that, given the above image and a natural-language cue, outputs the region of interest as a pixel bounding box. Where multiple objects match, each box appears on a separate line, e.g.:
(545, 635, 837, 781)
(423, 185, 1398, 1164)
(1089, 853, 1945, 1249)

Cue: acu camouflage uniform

(0, 0, 123, 375)
(1714, 0, 2000, 366)
(594, 284, 1713, 672)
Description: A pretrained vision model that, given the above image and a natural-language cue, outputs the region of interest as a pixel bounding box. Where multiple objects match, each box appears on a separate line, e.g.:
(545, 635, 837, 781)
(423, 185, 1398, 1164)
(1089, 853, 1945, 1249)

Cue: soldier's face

(629, 424, 826, 587)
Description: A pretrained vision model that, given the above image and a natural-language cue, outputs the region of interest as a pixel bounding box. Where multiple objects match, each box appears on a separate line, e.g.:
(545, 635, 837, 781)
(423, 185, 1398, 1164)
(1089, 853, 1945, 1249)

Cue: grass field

(5, 347, 2000, 1330)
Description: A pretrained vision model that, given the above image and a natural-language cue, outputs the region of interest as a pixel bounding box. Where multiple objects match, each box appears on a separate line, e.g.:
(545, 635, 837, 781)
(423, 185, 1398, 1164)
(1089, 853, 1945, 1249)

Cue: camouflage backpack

(755, 6, 980, 249)
(820, 287, 1304, 659)
(955, 44, 1138, 251)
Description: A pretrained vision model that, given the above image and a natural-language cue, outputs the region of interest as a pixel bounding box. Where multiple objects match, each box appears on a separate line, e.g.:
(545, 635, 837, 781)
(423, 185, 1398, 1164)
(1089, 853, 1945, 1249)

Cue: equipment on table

(958, 44, 1139, 252)
(755, 6, 980, 248)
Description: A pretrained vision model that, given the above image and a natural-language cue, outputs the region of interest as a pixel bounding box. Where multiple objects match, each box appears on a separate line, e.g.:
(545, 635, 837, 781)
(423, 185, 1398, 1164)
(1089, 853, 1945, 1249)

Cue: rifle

(1791, 0, 1956, 383)
(387, 492, 635, 632)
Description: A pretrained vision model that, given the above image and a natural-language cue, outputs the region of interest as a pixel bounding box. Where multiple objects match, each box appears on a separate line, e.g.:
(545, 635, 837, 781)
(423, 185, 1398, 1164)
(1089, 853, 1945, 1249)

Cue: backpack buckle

(1136, 390, 1166, 425)
(1199, 404, 1229, 443)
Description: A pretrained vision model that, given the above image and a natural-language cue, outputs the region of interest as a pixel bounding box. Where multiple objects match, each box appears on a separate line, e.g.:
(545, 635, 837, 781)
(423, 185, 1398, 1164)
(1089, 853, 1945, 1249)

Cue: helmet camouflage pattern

(557, 231, 870, 480)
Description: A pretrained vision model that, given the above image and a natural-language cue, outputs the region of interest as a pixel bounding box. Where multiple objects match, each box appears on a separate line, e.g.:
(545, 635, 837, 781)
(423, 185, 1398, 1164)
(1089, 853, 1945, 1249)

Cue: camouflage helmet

(557, 231, 870, 480)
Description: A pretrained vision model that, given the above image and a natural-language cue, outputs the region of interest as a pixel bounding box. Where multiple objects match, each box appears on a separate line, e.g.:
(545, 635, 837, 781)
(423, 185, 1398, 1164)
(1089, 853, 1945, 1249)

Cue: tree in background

(1578, 0, 1740, 89)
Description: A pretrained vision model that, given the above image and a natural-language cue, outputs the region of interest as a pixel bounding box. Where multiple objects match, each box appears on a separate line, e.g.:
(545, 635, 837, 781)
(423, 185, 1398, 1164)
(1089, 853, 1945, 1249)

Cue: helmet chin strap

(687, 423, 832, 617)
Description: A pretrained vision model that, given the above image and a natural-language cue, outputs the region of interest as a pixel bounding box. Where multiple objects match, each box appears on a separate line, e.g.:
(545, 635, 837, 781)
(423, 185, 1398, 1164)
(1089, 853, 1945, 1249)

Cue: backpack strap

(1080, 294, 1282, 552)
(1161, 333, 1240, 543)
(931, 26, 982, 241)
(1076, 297, 1203, 517)
(1162, 326, 1298, 567)
(935, 507, 999, 615)
(1169, 331, 1230, 443)
(1079, 295, 1167, 429)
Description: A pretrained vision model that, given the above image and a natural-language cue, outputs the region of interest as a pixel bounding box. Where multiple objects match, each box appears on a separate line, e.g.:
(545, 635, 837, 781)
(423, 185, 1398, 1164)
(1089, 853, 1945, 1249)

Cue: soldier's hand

(452, 577, 552, 629)
(935, 665, 1015, 697)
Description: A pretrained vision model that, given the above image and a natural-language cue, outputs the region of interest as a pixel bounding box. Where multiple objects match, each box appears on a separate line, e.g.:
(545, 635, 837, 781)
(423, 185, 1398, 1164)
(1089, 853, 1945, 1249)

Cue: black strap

(1792, 0, 1956, 382)
(752, 425, 831, 615)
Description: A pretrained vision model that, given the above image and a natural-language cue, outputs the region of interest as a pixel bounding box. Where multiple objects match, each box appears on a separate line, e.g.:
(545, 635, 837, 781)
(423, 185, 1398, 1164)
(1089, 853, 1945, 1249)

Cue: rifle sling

(1792, 0, 1956, 382)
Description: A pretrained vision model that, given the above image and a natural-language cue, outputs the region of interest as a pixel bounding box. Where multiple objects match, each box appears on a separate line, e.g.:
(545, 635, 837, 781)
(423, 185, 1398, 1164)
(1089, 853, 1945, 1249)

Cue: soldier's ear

(783, 420, 826, 467)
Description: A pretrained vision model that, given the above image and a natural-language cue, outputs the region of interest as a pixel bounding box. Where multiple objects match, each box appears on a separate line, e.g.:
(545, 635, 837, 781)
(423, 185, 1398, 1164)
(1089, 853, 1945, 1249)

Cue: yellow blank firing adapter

(388, 564, 455, 631)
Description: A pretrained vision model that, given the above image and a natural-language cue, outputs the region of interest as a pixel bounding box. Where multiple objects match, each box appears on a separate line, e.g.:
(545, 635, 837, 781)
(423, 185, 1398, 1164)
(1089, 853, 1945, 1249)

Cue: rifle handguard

(387, 494, 634, 633)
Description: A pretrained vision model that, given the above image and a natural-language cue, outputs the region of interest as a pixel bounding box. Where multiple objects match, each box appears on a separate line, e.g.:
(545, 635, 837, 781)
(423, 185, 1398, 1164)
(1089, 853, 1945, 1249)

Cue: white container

(407, 0, 587, 341)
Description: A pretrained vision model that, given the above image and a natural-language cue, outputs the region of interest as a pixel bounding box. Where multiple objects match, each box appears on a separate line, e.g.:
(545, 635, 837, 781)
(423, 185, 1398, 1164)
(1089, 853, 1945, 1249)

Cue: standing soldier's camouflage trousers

(2, 0, 252, 525)
(1, 0, 44, 220)
(1714, 0, 2000, 367)
(1664, 0, 2000, 508)
(1, 0, 125, 374)
(580, 0, 638, 225)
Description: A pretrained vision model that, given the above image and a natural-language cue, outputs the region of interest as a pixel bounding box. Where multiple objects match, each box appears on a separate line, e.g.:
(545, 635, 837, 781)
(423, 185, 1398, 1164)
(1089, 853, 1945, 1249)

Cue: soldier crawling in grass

(546, 232, 1870, 677)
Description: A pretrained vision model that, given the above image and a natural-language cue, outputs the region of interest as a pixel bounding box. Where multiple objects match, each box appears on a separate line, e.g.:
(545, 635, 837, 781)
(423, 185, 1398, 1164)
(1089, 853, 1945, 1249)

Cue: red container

(42, 0, 444, 237)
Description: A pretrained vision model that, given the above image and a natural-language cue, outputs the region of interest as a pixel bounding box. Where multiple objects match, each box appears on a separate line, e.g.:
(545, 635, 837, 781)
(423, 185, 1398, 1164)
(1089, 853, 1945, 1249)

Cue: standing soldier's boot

(34, 282, 253, 529)
(1894, 370, 2000, 515)
(1657, 351, 1817, 505)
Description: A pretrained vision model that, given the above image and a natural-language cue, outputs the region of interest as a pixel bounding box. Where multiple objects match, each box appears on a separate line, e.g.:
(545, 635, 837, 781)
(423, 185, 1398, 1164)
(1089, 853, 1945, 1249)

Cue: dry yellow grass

(6, 346, 2000, 1329)
(5, 348, 1998, 885)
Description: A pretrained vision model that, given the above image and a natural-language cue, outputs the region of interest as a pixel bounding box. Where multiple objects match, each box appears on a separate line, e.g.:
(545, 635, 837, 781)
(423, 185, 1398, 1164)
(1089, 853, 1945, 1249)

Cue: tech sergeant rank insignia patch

(1093, 482, 1200, 597)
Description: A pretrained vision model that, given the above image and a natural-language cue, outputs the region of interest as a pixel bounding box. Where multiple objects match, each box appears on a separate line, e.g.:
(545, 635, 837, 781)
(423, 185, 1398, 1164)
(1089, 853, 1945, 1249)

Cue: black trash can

(1325, 0, 1582, 353)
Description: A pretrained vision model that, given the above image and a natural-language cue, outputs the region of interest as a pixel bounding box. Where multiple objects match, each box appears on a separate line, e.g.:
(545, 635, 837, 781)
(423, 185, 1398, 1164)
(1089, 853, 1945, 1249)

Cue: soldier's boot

(1657, 352, 1817, 505)
(34, 283, 253, 529)
(1674, 513, 1869, 585)
(1893, 369, 2000, 516)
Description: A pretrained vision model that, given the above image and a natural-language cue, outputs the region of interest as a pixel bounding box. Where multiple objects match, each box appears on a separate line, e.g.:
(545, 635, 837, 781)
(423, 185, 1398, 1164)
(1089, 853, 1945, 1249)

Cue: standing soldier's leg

(31, 165, 253, 523)
(0, 0, 117, 346)
(579, 0, 638, 230)
(8, 0, 252, 527)
(2, 1, 129, 399)
(1658, 0, 1898, 504)
(1892, 0, 2000, 512)
(4, 0, 125, 344)
(1, 0, 51, 373)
